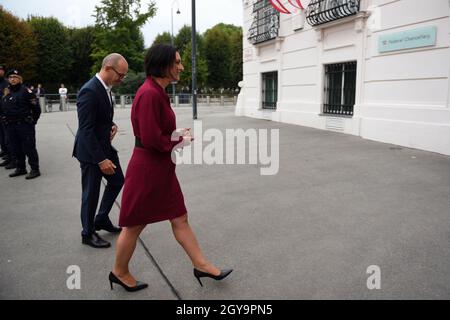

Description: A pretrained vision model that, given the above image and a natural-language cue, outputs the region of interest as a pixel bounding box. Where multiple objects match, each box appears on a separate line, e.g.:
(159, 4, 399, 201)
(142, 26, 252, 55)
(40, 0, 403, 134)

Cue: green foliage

(0, 6, 38, 81)
(179, 41, 208, 89)
(204, 23, 243, 90)
(91, 0, 157, 74)
(174, 25, 204, 56)
(66, 26, 96, 88)
(27, 16, 73, 86)
(204, 25, 232, 89)
(152, 32, 173, 46)
(229, 28, 243, 89)
(1, 3, 243, 93)
(115, 71, 146, 95)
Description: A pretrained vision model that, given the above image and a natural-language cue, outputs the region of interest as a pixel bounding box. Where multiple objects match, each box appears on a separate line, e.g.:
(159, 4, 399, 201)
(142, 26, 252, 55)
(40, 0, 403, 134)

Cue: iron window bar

(262, 71, 278, 110)
(248, 0, 280, 45)
(306, 0, 361, 27)
(323, 62, 356, 116)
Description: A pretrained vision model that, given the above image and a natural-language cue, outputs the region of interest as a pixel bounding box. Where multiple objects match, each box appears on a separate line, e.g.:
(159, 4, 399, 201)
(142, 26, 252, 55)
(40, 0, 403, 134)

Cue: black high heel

(109, 272, 148, 292)
(193, 268, 233, 287)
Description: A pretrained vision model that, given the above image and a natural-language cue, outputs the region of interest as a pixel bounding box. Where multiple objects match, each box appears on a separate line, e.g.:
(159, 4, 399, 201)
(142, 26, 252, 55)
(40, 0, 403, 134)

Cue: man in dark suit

(73, 53, 128, 249)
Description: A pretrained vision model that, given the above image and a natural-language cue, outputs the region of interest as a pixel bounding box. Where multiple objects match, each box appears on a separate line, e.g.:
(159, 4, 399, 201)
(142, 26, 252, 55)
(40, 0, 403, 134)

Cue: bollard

(207, 96, 210, 106)
(120, 95, 126, 108)
(39, 97, 46, 113)
(175, 95, 179, 108)
(220, 95, 224, 106)
(234, 96, 237, 105)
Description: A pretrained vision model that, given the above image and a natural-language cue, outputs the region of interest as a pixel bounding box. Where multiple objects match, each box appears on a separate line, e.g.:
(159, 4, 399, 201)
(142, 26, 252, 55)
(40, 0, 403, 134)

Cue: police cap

(6, 69, 21, 78)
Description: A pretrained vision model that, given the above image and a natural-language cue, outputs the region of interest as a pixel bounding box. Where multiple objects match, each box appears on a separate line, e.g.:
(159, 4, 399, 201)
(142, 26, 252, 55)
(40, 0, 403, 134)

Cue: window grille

(248, 0, 280, 45)
(262, 71, 278, 110)
(306, 0, 361, 27)
(323, 62, 356, 116)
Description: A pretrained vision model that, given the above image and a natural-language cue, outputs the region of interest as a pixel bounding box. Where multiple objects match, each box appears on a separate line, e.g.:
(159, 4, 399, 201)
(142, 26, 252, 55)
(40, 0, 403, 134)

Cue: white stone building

(236, 0, 450, 155)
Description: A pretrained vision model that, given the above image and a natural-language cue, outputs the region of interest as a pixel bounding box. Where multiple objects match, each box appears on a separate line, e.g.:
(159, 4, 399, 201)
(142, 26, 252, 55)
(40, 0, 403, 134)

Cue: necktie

(107, 89, 114, 120)
(107, 89, 113, 107)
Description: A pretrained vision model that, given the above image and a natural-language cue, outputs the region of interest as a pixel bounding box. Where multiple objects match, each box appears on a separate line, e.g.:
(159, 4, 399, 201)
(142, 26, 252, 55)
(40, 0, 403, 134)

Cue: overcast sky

(1, 0, 244, 46)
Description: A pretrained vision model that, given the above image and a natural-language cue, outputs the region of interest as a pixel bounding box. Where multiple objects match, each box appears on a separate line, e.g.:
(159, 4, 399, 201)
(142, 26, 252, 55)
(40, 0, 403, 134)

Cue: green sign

(379, 26, 437, 53)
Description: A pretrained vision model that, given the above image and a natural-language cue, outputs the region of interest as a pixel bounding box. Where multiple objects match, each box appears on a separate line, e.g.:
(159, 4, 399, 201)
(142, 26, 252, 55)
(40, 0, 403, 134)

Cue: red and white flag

(269, 0, 305, 14)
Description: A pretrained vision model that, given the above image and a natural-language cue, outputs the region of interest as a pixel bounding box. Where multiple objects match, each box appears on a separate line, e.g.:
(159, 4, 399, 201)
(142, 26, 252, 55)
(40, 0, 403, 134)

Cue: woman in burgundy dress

(109, 44, 232, 292)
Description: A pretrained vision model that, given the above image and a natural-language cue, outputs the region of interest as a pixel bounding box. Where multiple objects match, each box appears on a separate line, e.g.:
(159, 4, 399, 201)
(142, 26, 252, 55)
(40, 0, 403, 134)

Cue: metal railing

(306, 0, 361, 27)
(37, 94, 238, 113)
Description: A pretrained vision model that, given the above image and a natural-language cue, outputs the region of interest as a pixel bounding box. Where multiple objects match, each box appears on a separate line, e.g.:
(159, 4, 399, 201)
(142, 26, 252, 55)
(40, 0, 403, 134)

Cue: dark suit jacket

(72, 76, 116, 164)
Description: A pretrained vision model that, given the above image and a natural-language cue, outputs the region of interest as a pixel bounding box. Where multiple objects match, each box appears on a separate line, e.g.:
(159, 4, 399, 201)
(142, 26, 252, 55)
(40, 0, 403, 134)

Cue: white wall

(238, 0, 450, 155)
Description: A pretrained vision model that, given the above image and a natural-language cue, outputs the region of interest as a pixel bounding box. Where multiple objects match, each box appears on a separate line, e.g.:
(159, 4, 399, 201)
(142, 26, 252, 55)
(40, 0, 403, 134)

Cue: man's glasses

(110, 67, 127, 79)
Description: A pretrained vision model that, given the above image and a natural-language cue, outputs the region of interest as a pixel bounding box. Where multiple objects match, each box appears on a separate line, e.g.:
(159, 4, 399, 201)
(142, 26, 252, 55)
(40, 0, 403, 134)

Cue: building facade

(236, 0, 450, 155)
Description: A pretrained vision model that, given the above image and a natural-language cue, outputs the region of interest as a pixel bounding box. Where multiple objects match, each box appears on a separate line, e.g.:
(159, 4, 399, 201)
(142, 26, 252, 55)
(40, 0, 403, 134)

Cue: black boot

(26, 170, 41, 180)
(9, 169, 27, 178)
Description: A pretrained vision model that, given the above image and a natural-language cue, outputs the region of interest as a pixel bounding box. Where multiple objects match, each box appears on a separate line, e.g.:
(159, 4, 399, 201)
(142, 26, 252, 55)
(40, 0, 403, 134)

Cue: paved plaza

(1, 106, 449, 300)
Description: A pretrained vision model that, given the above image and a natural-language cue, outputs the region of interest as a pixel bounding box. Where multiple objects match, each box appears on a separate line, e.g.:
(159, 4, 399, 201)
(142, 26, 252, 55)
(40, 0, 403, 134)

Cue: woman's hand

(181, 128, 191, 136)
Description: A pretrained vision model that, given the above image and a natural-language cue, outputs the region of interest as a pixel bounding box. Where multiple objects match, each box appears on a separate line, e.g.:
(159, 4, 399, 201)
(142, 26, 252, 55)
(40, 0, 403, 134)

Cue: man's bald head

(99, 53, 129, 86)
(102, 53, 126, 69)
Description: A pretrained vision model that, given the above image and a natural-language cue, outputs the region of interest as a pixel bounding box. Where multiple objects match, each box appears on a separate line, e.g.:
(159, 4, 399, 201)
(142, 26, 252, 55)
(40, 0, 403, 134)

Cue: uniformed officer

(0, 64, 11, 166)
(1, 69, 41, 179)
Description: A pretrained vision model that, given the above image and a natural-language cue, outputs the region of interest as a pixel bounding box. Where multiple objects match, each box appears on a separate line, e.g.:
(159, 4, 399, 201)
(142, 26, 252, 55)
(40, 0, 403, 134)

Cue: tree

(204, 25, 232, 89)
(115, 72, 146, 95)
(66, 26, 95, 88)
(27, 16, 73, 86)
(179, 41, 208, 89)
(229, 28, 243, 89)
(152, 32, 172, 46)
(0, 6, 38, 81)
(92, 0, 157, 73)
(204, 23, 242, 90)
(175, 25, 204, 56)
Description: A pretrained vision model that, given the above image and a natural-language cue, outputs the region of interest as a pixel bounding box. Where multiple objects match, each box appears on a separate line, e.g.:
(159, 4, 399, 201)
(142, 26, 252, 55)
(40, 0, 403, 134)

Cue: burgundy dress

(119, 77, 186, 227)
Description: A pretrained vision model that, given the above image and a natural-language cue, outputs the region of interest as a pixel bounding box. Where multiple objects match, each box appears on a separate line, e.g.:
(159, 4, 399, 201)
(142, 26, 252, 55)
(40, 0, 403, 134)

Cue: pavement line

(66, 123, 183, 300)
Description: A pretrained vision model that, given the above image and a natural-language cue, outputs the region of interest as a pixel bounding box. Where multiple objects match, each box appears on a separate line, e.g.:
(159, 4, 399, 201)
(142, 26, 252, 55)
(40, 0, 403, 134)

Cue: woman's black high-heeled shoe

(109, 272, 148, 292)
(193, 268, 233, 287)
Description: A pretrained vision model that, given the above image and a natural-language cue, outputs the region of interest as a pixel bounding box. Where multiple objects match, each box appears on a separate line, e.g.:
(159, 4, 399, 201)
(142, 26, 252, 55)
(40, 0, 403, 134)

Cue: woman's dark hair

(144, 44, 178, 78)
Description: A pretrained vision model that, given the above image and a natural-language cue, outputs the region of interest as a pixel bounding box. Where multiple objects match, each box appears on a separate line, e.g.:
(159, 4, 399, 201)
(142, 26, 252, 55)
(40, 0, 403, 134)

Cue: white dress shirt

(96, 73, 113, 106)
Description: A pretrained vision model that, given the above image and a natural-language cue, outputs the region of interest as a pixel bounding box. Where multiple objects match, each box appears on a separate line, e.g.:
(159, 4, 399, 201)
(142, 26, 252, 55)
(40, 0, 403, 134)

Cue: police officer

(0, 65, 11, 166)
(1, 69, 41, 179)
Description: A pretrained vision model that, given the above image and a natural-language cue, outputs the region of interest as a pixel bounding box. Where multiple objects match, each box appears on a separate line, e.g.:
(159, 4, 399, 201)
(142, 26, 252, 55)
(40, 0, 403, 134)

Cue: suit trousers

(80, 151, 124, 237)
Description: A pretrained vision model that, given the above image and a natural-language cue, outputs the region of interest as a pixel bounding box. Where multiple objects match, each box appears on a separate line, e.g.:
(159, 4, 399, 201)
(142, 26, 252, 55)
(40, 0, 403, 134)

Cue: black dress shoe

(26, 170, 41, 180)
(5, 163, 16, 170)
(193, 268, 233, 287)
(0, 159, 10, 167)
(109, 272, 148, 292)
(82, 232, 111, 248)
(95, 222, 122, 233)
(9, 169, 27, 178)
